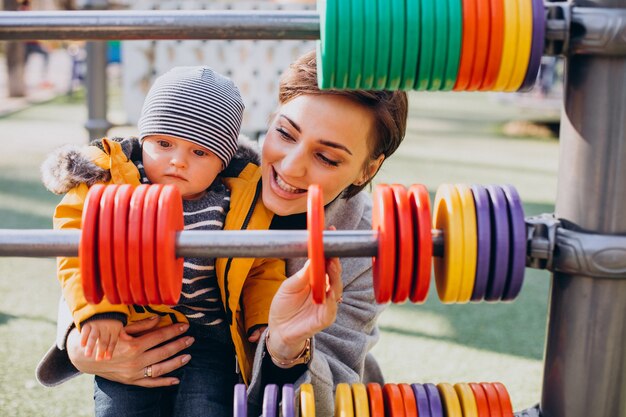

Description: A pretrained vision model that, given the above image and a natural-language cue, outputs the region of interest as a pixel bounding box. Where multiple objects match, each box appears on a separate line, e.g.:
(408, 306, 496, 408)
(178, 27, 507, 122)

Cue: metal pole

(83, 0, 111, 141)
(541, 1, 626, 417)
(0, 229, 446, 259)
(0, 10, 320, 41)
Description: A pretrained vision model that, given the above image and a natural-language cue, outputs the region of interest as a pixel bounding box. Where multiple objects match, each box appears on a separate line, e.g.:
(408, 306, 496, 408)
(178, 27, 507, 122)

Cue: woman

(37, 51, 408, 416)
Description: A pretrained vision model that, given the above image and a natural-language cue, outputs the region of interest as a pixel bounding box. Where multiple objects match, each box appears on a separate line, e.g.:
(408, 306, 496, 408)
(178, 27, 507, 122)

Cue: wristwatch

(265, 331, 311, 369)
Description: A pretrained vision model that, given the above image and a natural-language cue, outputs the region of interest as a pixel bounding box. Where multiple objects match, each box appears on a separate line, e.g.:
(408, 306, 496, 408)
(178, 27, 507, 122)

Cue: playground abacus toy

(1, 1, 625, 416)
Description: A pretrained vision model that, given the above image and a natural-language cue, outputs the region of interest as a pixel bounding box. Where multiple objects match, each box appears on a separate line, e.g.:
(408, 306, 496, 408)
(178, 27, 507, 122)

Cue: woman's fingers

(141, 335, 194, 368)
(122, 316, 159, 336)
(325, 257, 343, 302)
(280, 260, 312, 294)
(134, 323, 190, 351)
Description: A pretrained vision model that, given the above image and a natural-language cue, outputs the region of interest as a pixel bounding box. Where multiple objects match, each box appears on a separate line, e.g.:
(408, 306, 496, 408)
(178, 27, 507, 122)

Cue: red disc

(469, 383, 491, 417)
(480, 383, 503, 417)
(408, 184, 432, 303)
(480, 0, 505, 90)
(113, 185, 134, 304)
(142, 184, 163, 305)
(492, 383, 514, 417)
(454, 0, 478, 90)
(79, 184, 106, 304)
(372, 185, 396, 304)
(391, 185, 414, 304)
(307, 184, 326, 304)
(383, 384, 407, 417)
(398, 383, 418, 417)
(156, 185, 184, 305)
(468, 0, 491, 90)
(99, 185, 121, 304)
(367, 383, 385, 417)
(127, 185, 149, 305)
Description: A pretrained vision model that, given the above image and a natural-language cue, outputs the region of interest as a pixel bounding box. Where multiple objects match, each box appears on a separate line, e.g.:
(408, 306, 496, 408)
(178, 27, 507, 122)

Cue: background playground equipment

(0, 1, 624, 416)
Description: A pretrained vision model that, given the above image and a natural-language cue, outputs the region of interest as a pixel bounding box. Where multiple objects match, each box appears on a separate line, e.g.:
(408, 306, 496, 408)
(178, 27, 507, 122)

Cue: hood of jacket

(41, 135, 261, 195)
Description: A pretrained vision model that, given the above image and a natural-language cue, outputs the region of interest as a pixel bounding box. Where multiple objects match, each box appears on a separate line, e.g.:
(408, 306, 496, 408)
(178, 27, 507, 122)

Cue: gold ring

(337, 296, 344, 305)
(144, 365, 153, 378)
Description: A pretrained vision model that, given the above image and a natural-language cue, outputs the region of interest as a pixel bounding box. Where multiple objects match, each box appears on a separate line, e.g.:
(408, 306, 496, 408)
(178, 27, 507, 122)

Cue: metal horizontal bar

(0, 229, 445, 259)
(0, 10, 320, 41)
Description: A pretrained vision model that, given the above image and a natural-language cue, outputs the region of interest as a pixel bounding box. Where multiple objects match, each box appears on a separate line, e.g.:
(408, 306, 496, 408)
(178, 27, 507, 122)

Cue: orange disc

(468, 0, 491, 90)
(98, 185, 120, 304)
(383, 384, 407, 417)
(79, 184, 106, 304)
(398, 383, 418, 417)
(367, 383, 385, 417)
(454, 0, 478, 90)
(372, 185, 396, 304)
(480, 383, 503, 417)
(480, 0, 505, 90)
(127, 185, 149, 305)
(142, 184, 163, 305)
(469, 383, 491, 417)
(156, 185, 184, 306)
(408, 184, 432, 303)
(113, 184, 134, 304)
(492, 383, 514, 417)
(307, 184, 326, 304)
(391, 185, 414, 304)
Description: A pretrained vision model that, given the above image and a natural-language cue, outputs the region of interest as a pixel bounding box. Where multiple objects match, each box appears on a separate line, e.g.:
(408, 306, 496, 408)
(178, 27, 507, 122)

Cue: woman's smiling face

(261, 94, 383, 216)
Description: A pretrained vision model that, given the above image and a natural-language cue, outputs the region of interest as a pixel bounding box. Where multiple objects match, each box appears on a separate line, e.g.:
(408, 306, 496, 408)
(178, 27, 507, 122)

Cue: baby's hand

(80, 319, 124, 361)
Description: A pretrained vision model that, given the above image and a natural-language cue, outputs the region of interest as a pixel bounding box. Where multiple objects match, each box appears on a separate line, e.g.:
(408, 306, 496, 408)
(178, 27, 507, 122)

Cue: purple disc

(518, 0, 546, 91)
(470, 185, 492, 301)
(281, 384, 295, 417)
(411, 384, 432, 417)
(234, 384, 247, 417)
(485, 185, 510, 301)
(501, 185, 527, 301)
(424, 383, 444, 417)
(263, 384, 278, 417)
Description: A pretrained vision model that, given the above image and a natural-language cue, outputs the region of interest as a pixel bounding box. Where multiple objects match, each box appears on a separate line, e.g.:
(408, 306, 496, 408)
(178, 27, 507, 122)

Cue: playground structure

(0, 1, 625, 416)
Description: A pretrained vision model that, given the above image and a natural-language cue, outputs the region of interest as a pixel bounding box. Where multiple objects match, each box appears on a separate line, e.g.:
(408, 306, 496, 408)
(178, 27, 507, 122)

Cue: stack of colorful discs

(316, 0, 545, 92)
(433, 183, 526, 304)
(80, 184, 184, 306)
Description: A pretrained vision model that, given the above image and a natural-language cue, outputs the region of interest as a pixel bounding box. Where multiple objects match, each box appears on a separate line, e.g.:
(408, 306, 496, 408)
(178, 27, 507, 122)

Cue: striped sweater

(134, 158, 230, 338)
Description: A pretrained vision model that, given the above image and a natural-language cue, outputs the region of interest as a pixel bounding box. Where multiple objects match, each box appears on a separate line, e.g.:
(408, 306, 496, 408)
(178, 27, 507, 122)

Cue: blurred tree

(4, 0, 26, 97)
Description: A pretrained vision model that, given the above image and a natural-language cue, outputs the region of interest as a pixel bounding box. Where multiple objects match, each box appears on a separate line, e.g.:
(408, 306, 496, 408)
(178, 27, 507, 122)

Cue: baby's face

(142, 134, 223, 200)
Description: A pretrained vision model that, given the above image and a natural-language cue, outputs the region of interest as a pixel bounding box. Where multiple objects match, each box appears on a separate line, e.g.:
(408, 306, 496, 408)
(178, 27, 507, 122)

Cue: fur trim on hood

(41, 135, 261, 195)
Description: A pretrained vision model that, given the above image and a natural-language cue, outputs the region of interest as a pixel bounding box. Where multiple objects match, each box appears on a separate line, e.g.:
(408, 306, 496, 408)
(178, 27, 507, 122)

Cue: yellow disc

(433, 184, 464, 303)
(455, 184, 478, 303)
(437, 383, 463, 417)
(301, 384, 316, 417)
(492, 0, 519, 91)
(351, 384, 370, 417)
(335, 383, 355, 417)
(454, 383, 479, 417)
(506, 0, 533, 91)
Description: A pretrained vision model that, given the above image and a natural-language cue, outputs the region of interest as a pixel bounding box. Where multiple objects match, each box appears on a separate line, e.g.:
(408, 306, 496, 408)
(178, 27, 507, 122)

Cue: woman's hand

(267, 255, 343, 361)
(66, 317, 194, 387)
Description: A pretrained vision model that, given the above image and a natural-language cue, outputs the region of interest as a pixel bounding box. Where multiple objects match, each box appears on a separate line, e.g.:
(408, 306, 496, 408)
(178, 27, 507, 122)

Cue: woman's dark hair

(278, 50, 408, 198)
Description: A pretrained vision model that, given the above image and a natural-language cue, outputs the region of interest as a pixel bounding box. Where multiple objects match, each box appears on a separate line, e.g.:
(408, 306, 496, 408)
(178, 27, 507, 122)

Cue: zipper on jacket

(224, 179, 263, 325)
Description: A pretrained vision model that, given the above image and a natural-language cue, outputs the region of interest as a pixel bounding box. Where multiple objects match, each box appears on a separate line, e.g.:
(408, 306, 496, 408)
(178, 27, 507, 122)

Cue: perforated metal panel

(121, 0, 317, 139)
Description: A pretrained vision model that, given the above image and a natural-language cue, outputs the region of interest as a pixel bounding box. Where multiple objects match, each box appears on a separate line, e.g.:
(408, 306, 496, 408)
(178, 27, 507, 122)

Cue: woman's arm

(247, 256, 384, 416)
(66, 318, 195, 387)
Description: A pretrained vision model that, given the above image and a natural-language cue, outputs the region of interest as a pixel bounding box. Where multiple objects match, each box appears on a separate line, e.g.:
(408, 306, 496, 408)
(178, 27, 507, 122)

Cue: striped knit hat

(138, 66, 244, 167)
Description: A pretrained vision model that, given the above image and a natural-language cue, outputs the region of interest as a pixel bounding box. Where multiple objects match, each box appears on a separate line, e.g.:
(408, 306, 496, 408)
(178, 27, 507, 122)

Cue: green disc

(429, 0, 448, 90)
(402, 0, 420, 90)
(361, 0, 378, 89)
(443, 0, 463, 90)
(317, 0, 337, 89)
(416, 0, 435, 90)
(348, 0, 365, 88)
(387, 0, 406, 90)
(336, 0, 351, 88)
(374, 0, 392, 89)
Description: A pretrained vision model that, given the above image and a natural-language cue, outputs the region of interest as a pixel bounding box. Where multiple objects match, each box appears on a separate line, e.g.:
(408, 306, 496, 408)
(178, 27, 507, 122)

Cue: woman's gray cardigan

(36, 191, 387, 416)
